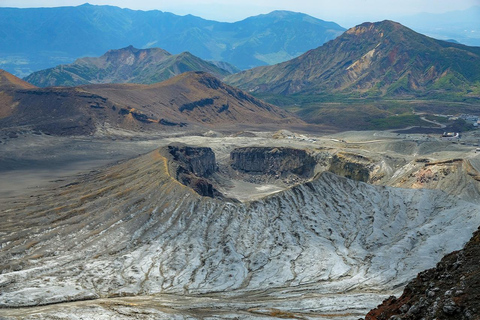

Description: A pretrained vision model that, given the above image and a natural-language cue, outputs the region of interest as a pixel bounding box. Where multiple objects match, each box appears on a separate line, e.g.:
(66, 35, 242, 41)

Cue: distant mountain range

(24, 46, 237, 87)
(0, 70, 301, 135)
(397, 6, 480, 47)
(0, 4, 344, 77)
(226, 20, 480, 98)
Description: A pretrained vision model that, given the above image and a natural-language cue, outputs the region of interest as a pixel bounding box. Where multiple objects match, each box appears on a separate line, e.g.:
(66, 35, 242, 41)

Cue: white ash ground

(1, 129, 480, 319)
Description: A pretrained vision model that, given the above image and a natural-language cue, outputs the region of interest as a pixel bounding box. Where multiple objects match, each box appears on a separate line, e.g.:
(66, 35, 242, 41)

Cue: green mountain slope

(0, 5, 344, 76)
(24, 46, 234, 87)
(226, 20, 480, 99)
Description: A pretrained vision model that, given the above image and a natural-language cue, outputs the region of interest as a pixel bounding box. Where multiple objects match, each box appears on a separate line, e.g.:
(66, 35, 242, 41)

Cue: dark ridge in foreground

(366, 227, 480, 320)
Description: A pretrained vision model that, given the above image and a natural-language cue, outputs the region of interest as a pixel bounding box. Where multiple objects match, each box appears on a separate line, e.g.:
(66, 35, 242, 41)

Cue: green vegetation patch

(253, 91, 480, 131)
(365, 114, 428, 130)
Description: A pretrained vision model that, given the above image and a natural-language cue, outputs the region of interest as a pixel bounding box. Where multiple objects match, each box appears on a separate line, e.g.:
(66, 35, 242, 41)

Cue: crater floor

(1, 129, 480, 319)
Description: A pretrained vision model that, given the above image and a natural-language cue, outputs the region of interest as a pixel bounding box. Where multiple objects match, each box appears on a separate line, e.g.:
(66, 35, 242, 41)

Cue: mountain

(0, 69, 36, 119)
(23, 46, 234, 87)
(0, 4, 345, 77)
(366, 226, 480, 320)
(0, 70, 301, 135)
(226, 20, 480, 98)
(0, 69, 35, 91)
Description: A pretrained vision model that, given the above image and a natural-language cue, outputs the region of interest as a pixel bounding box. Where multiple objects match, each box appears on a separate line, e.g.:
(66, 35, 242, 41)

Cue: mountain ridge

(23, 46, 235, 87)
(225, 20, 480, 98)
(0, 4, 345, 76)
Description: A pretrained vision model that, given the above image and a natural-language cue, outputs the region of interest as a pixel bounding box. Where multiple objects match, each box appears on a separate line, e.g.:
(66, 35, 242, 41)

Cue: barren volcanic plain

(1, 125, 480, 319)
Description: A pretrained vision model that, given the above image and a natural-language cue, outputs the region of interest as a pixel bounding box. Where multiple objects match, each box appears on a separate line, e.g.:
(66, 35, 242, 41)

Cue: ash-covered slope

(226, 20, 480, 97)
(1, 145, 479, 308)
(24, 46, 234, 87)
(365, 227, 480, 320)
(0, 71, 301, 135)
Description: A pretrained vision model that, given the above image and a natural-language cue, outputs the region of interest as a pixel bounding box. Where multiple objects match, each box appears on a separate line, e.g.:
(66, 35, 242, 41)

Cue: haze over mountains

(397, 6, 480, 47)
(0, 4, 344, 77)
(24, 46, 236, 87)
(226, 20, 480, 98)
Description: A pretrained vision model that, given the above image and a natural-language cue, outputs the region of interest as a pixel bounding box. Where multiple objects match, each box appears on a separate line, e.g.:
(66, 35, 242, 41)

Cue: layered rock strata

(163, 144, 222, 199)
(230, 147, 316, 177)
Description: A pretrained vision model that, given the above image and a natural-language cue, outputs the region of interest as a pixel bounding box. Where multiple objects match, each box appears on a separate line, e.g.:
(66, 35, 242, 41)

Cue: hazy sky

(1, 0, 479, 27)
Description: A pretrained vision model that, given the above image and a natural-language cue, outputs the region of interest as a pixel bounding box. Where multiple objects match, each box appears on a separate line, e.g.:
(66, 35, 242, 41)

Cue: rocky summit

(226, 20, 480, 98)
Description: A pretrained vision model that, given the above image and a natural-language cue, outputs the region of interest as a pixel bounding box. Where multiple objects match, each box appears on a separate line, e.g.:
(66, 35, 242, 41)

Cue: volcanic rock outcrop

(163, 144, 223, 199)
(365, 227, 480, 320)
(328, 152, 374, 182)
(230, 147, 316, 177)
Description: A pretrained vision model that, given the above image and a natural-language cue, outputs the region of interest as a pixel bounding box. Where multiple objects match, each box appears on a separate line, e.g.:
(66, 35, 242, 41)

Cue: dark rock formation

(230, 147, 316, 177)
(167, 144, 217, 178)
(179, 98, 216, 112)
(165, 144, 222, 199)
(328, 153, 373, 182)
(365, 227, 480, 320)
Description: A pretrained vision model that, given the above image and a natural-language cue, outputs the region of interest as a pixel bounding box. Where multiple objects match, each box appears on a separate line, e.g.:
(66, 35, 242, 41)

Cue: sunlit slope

(226, 20, 480, 98)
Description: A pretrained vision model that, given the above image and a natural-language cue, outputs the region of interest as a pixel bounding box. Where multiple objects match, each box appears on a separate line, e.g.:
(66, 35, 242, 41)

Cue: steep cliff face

(365, 227, 480, 320)
(164, 144, 222, 199)
(167, 144, 217, 178)
(230, 147, 316, 177)
(328, 152, 374, 182)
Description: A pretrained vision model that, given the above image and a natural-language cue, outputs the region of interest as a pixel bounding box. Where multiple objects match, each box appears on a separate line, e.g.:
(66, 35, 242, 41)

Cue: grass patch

(253, 92, 480, 131)
(365, 114, 427, 130)
(423, 114, 451, 123)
